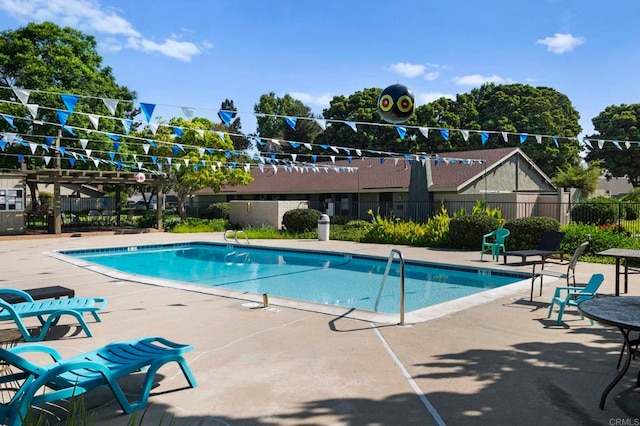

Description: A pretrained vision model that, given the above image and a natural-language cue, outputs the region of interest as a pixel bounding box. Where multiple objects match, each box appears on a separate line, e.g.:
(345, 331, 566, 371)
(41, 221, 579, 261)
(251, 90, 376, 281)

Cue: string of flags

(0, 85, 606, 150)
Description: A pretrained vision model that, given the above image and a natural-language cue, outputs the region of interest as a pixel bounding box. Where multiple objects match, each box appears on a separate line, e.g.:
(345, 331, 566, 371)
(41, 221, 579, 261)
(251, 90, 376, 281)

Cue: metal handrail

(374, 249, 406, 325)
(223, 230, 250, 245)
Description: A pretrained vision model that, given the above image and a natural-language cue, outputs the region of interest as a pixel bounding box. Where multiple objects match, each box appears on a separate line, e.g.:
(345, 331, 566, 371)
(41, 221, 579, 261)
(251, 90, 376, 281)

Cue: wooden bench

(0, 286, 75, 304)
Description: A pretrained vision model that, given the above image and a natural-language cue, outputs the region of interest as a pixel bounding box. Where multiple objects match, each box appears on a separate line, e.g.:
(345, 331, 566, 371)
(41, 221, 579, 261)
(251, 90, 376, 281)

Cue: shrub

(560, 222, 640, 258)
(202, 202, 230, 219)
(570, 196, 621, 225)
(423, 205, 450, 248)
(448, 215, 501, 250)
(282, 209, 322, 233)
(344, 220, 371, 229)
(504, 216, 561, 250)
(169, 218, 229, 233)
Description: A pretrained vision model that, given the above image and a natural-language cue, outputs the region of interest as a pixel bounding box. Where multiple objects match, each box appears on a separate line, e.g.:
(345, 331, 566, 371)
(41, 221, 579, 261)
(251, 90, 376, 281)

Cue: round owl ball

(377, 84, 415, 124)
(134, 172, 146, 183)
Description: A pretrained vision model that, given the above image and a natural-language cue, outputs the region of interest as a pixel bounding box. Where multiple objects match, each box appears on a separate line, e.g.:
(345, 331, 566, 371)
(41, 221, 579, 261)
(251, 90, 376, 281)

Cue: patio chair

(481, 228, 510, 261)
(529, 241, 589, 301)
(0, 289, 107, 342)
(502, 231, 565, 265)
(547, 273, 604, 324)
(0, 336, 197, 425)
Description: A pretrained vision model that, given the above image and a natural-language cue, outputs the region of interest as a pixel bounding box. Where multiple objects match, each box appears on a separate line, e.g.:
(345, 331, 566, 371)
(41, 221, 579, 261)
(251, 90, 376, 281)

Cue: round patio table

(578, 296, 640, 409)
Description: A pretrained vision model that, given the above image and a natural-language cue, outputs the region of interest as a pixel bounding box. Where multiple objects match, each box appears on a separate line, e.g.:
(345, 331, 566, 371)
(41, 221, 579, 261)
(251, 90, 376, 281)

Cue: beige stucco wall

(0, 174, 25, 235)
(229, 200, 308, 229)
(463, 156, 554, 194)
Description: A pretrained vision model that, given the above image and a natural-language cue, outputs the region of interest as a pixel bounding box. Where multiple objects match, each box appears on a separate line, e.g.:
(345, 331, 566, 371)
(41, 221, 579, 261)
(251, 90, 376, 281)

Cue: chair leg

(547, 300, 556, 318)
(556, 303, 566, 325)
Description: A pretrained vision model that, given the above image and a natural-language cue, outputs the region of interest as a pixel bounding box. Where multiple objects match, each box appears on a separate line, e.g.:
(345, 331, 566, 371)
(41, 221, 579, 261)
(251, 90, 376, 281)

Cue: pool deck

(2, 231, 640, 425)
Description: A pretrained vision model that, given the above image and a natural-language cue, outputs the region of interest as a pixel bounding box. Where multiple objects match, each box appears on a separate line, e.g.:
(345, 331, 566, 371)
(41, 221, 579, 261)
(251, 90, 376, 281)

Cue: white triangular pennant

(419, 127, 429, 139)
(79, 139, 88, 149)
(460, 130, 469, 141)
(272, 165, 278, 174)
(142, 144, 150, 154)
(26, 104, 38, 118)
(184, 159, 190, 166)
(198, 148, 205, 157)
(291, 153, 297, 162)
(85, 149, 92, 157)
(271, 139, 280, 146)
(195, 129, 204, 138)
(13, 88, 31, 105)
(303, 143, 312, 150)
(103, 98, 119, 115)
(244, 164, 250, 172)
(501, 132, 508, 142)
(535, 135, 542, 144)
(166, 157, 172, 165)
(626, 141, 631, 149)
(28, 142, 38, 154)
(315, 119, 326, 130)
(330, 156, 335, 163)
(182, 107, 195, 120)
(598, 140, 605, 149)
(356, 149, 362, 156)
(137, 161, 143, 169)
(148, 122, 159, 135)
(43, 156, 51, 165)
(88, 114, 100, 129)
(92, 158, 101, 167)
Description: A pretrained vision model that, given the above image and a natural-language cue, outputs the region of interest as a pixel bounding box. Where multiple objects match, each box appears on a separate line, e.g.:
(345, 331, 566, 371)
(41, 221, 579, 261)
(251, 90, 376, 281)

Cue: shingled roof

(204, 147, 545, 196)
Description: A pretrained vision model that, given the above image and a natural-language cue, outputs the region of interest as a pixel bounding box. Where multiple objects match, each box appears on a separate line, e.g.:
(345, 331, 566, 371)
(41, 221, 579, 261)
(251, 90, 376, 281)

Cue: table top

(579, 297, 640, 331)
(597, 248, 640, 259)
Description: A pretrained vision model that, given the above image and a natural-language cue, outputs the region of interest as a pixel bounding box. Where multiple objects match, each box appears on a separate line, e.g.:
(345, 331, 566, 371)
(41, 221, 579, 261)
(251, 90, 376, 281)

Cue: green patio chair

(547, 273, 604, 325)
(481, 228, 510, 261)
(0, 336, 197, 425)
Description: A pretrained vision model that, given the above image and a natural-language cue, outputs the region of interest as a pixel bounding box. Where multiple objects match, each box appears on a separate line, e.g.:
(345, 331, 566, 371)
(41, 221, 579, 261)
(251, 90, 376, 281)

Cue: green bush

(282, 209, 322, 233)
(449, 215, 501, 250)
(202, 202, 229, 219)
(344, 220, 371, 229)
(423, 205, 450, 248)
(169, 218, 230, 233)
(504, 216, 561, 250)
(570, 196, 621, 225)
(560, 222, 640, 259)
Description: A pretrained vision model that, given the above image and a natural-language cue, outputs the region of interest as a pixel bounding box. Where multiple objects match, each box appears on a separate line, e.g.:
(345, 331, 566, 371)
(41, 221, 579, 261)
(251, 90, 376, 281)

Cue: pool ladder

(374, 249, 406, 325)
(224, 229, 250, 245)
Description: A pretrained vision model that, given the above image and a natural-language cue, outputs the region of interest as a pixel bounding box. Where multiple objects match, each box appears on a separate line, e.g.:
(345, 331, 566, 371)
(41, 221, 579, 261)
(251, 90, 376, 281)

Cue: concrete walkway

(1, 231, 639, 425)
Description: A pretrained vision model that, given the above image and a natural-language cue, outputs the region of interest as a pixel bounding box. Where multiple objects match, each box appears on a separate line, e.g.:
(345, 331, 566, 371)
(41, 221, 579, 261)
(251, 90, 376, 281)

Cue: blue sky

(0, 0, 638, 140)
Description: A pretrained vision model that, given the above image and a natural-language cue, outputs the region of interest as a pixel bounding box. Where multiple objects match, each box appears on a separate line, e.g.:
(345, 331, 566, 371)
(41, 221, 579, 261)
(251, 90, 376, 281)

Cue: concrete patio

(1, 231, 638, 425)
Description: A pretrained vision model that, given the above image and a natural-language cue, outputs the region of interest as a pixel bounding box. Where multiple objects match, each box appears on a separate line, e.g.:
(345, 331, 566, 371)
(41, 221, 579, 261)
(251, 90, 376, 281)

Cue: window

(0, 189, 24, 211)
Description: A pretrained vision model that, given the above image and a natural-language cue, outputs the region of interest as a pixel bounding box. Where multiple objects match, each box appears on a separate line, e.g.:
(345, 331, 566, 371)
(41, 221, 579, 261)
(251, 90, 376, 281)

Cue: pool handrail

(224, 230, 250, 245)
(374, 249, 406, 325)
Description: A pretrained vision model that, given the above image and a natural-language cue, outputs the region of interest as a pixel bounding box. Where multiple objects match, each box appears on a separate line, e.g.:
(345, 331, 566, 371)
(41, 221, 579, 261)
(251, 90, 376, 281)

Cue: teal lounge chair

(0, 337, 197, 425)
(481, 228, 510, 261)
(0, 289, 106, 342)
(547, 273, 604, 325)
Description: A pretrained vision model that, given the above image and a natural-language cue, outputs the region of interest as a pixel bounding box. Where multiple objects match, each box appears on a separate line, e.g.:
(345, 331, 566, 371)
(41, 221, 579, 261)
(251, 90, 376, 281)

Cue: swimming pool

(56, 242, 529, 319)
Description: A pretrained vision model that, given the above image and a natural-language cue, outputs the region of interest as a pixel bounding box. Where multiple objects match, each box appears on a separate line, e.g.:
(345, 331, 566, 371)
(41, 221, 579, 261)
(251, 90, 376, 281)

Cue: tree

(0, 22, 137, 171)
(138, 117, 253, 219)
(254, 92, 322, 155)
(0, 22, 137, 207)
(321, 88, 418, 156)
(414, 83, 582, 177)
(585, 104, 640, 187)
(218, 99, 249, 151)
(552, 160, 603, 195)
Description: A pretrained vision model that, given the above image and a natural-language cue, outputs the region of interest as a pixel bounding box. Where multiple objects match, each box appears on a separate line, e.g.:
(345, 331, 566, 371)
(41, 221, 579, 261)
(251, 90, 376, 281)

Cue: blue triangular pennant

(320, 144, 329, 150)
(17, 154, 24, 163)
(173, 127, 183, 137)
(0, 141, 6, 151)
(481, 132, 489, 145)
(69, 157, 76, 167)
(113, 142, 120, 151)
(139, 103, 156, 123)
(116, 160, 122, 169)
(57, 111, 70, 127)
(152, 156, 157, 164)
(396, 126, 407, 140)
(218, 110, 233, 125)
(225, 150, 231, 158)
(285, 116, 297, 130)
(63, 125, 76, 136)
(311, 155, 317, 162)
(109, 152, 115, 161)
(520, 133, 528, 144)
(59, 147, 66, 156)
(289, 142, 300, 149)
(439, 128, 449, 141)
(552, 136, 559, 148)
(106, 133, 120, 141)
(2, 115, 17, 130)
(172, 145, 180, 156)
(45, 136, 54, 146)
(61, 94, 79, 112)
(347, 157, 352, 164)
(121, 119, 132, 135)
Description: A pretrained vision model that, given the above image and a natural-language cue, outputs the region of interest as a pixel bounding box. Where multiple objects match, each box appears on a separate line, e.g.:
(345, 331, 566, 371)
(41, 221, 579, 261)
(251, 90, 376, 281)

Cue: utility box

(317, 214, 330, 241)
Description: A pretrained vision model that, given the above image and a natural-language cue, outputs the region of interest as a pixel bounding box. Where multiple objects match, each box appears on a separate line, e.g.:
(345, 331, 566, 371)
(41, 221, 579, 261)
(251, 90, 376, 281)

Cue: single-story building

(193, 147, 570, 223)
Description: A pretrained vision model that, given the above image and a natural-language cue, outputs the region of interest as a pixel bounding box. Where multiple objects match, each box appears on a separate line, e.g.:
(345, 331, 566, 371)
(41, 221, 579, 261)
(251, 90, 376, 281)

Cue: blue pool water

(60, 242, 528, 314)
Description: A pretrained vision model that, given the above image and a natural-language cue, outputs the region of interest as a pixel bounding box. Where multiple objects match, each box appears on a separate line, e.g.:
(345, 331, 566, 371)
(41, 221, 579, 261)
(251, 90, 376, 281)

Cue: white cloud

(536, 33, 585, 54)
(423, 72, 439, 81)
(289, 92, 333, 107)
(453, 74, 511, 86)
(389, 62, 426, 78)
(417, 92, 455, 105)
(0, 0, 206, 61)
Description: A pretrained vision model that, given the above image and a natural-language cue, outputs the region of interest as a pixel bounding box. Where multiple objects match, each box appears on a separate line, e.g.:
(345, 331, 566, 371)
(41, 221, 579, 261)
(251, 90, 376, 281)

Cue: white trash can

(318, 214, 330, 241)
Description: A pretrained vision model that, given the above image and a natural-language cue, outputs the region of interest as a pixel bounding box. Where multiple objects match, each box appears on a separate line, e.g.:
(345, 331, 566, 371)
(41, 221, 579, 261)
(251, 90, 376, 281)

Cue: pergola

(24, 169, 167, 234)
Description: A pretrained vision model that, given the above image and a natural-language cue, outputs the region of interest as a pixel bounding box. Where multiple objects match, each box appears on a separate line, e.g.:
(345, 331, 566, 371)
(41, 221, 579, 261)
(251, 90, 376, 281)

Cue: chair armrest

(10, 344, 63, 362)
